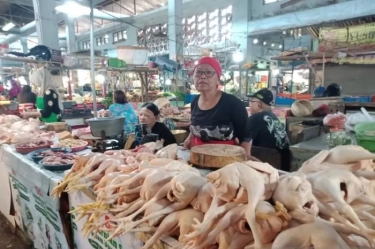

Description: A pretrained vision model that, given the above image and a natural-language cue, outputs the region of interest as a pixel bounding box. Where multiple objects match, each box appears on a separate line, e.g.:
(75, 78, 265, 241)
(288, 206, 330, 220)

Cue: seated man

(246, 89, 290, 171)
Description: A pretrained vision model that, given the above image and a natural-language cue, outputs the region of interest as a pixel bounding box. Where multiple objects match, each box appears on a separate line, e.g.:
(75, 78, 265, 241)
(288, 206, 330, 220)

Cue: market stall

(1, 112, 375, 249)
(51, 140, 375, 249)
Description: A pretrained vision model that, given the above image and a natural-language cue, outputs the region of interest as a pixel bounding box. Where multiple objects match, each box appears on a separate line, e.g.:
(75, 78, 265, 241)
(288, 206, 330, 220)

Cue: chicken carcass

(326, 145, 375, 164)
(139, 158, 177, 170)
(51, 153, 99, 198)
(109, 171, 207, 239)
(272, 172, 375, 242)
(306, 169, 371, 231)
(142, 209, 205, 249)
(194, 161, 279, 249)
(271, 222, 350, 249)
(191, 183, 214, 213)
(299, 145, 375, 174)
(131, 142, 157, 153)
(156, 143, 178, 159)
(218, 226, 253, 249)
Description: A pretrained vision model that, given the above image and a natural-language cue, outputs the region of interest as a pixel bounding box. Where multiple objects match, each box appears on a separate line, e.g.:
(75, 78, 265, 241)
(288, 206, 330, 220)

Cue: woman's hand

(182, 135, 192, 150)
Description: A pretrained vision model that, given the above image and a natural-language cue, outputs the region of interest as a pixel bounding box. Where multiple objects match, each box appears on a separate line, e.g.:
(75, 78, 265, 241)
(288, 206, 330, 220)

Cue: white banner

(69, 191, 144, 249)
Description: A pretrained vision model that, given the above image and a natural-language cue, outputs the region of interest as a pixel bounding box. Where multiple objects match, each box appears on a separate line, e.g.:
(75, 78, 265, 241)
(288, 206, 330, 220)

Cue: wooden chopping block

(45, 122, 68, 132)
(190, 144, 246, 168)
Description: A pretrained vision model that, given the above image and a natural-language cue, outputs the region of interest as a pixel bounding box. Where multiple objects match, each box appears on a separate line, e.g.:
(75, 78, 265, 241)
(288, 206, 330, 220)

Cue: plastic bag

(72, 127, 91, 138)
(323, 112, 347, 128)
(345, 112, 375, 132)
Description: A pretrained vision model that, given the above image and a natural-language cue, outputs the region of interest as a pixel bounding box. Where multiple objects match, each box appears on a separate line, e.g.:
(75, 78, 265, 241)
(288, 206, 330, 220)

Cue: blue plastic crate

(275, 97, 296, 106)
(185, 94, 198, 104)
(343, 96, 371, 103)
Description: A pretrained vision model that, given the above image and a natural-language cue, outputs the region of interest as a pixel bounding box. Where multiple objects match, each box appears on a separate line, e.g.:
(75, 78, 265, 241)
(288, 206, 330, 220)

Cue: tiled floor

(0, 215, 30, 249)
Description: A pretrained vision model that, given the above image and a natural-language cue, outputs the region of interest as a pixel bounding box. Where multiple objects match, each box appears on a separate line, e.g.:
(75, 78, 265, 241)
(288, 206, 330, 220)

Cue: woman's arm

(156, 123, 177, 146)
(175, 121, 191, 128)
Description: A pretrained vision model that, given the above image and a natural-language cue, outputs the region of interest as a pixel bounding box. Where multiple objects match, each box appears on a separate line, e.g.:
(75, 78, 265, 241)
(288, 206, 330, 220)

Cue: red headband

(195, 57, 222, 79)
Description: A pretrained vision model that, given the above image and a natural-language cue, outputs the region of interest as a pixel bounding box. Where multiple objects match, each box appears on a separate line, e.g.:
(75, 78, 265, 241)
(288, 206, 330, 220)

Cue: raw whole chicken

(142, 209, 205, 249)
(191, 161, 279, 249)
(218, 226, 253, 249)
(108, 171, 207, 239)
(271, 222, 350, 249)
(156, 143, 178, 159)
(57, 139, 375, 249)
(299, 145, 375, 174)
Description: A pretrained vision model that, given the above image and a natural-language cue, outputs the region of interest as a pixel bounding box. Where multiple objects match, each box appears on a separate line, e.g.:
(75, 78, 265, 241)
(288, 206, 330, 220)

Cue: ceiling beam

(0, 0, 34, 7)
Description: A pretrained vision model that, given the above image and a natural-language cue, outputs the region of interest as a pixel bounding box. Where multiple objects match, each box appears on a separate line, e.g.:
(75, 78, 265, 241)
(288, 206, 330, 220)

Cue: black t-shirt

(190, 92, 250, 143)
(151, 122, 176, 146)
(246, 111, 289, 150)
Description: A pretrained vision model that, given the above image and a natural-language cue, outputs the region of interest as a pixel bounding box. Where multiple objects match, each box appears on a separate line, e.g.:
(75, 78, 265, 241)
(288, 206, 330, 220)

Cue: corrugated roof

(307, 16, 375, 39)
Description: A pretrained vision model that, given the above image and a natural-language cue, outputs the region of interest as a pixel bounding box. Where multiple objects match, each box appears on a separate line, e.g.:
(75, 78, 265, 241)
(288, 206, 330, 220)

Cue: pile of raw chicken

(53, 143, 375, 249)
(0, 115, 55, 144)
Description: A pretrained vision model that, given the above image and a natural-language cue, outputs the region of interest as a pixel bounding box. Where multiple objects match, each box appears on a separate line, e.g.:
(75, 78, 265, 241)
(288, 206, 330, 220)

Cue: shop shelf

(275, 97, 296, 106)
(343, 96, 371, 103)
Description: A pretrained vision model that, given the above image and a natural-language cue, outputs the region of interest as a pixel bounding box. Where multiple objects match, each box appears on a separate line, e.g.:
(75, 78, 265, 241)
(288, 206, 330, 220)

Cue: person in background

(109, 90, 138, 134)
(17, 85, 37, 107)
(246, 88, 290, 171)
(30, 68, 63, 122)
(326, 83, 341, 97)
(154, 97, 190, 130)
(183, 57, 251, 158)
(8, 79, 22, 100)
(139, 103, 176, 147)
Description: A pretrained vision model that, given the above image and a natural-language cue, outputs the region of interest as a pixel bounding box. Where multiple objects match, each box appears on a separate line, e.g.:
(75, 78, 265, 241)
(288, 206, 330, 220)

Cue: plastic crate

(343, 96, 371, 103)
(275, 97, 296, 106)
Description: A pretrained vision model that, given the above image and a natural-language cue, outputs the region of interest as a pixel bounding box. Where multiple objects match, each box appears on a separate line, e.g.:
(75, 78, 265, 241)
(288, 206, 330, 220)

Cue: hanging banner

(319, 22, 375, 50)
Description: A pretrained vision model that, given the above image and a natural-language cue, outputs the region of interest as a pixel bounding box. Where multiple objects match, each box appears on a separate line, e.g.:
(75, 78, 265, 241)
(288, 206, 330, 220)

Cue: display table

(0, 145, 70, 249)
(289, 134, 329, 171)
(0, 145, 186, 249)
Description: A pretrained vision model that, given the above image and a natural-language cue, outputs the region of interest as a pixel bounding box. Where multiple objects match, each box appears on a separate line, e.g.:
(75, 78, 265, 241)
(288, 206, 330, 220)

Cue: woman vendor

(183, 57, 251, 157)
(30, 67, 63, 122)
(109, 90, 139, 133)
(139, 102, 176, 147)
(154, 97, 190, 130)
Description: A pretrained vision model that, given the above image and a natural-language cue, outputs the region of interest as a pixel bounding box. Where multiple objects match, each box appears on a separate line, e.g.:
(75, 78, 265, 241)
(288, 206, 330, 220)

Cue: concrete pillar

(167, 0, 183, 62)
(32, 0, 60, 49)
(20, 37, 28, 53)
(127, 26, 138, 46)
(20, 37, 30, 74)
(231, 0, 254, 62)
(65, 16, 77, 53)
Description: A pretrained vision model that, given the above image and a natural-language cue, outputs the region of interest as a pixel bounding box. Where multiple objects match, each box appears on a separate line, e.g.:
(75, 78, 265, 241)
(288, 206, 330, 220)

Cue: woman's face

(139, 107, 157, 126)
(193, 64, 218, 92)
(160, 104, 172, 115)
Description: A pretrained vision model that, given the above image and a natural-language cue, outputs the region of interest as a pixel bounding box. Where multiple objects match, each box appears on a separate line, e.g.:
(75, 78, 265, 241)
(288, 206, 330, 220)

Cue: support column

(232, 0, 254, 62)
(65, 16, 77, 53)
(20, 37, 30, 74)
(168, 0, 183, 62)
(20, 37, 28, 53)
(32, 0, 60, 49)
(126, 26, 138, 45)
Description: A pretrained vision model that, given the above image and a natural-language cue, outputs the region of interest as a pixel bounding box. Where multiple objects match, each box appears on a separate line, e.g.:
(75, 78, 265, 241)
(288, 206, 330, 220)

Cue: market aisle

(0, 215, 31, 249)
